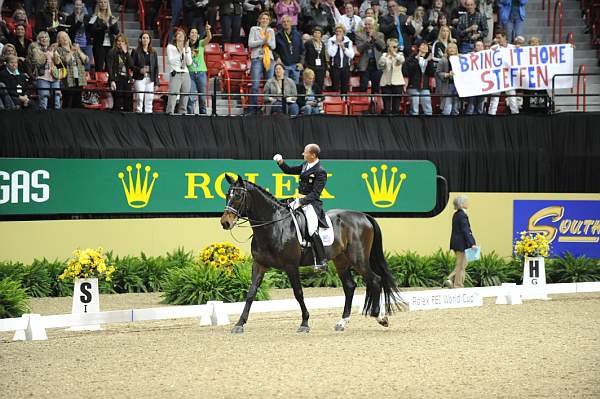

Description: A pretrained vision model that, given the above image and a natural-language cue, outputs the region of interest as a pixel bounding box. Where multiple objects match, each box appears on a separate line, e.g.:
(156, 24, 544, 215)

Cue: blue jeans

(187, 71, 207, 114)
(442, 83, 460, 115)
(221, 14, 242, 43)
(170, 0, 183, 29)
(466, 96, 486, 114)
(249, 58, 274, 111)
(36, 79, 61, 110)
(301, 104, 320, 114)
(459, 42, 475, 54)
(271, 101, 299, 116)
(503, 18, 524, 43)
(408, 88, 432, 115)
(284, 65, 300, 84)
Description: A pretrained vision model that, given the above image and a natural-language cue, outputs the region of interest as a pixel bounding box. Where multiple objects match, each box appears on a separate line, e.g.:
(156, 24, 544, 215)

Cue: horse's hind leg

(334, 259, 356, 332)
(286, 268, 310, 333)
(231, 261, 267, 334)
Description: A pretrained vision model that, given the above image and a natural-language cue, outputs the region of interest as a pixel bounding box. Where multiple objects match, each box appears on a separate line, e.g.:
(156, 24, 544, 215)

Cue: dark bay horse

(220, 174, 405, 334)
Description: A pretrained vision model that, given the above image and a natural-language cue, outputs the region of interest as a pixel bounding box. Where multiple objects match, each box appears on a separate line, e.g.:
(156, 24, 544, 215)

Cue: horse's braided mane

(245, 180, 284, 207)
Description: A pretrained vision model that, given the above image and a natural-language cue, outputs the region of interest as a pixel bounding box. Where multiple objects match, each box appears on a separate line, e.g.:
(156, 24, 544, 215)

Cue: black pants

(63, 81, 83, 109)
(330, 66, 350, 94)
(221, 14, 242, 43)
(382, 85, 403, 114)
(359, 61, 382, 93)
(313, 68, 326, 94)
(93, 45, 111, 72)
(113, 76, 133, 112)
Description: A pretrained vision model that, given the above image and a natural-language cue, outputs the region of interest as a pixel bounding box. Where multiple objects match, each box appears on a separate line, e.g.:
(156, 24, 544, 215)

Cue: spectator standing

(465, 39, 486, 114)
(436, 41, 460, 115)
(362, 4, 382, 31)
(427, 13, 455, 43)
(359, 0, 388, 17)
(410, 6, 426, 43)
(355, 17, 385, 93)
(488, 30, 518, 115)
(132, 31, 159, 113)
(56, 30, 88, 108)
(0, 44, 18, 70)
(220, 0, 244, 44)
(425, 0, 445, 32)
(274, 0, 301, 29)
(88, 0, 120, 72)
(66, 0, 92, 70)
(186, 24, 212, 114)
(0, 55, 36, 109)
(165, 29, 192, 114)
(263, 62, 299, 115)
(378, 37, 404, 114)
(276, 15, 303, 83)
(379, 1, 415, 56)
(248, 12, 276, 114)
(403, 40, 434, 115)
(296, 67, 321, 114)
(339, 2, 363, 41)
(498, 0, 528, 44)
(6, 8, 34, 41)
(301, 0, 335, 37)
(301, 26, 328, 94)
(327, 24, 354, 94)
(107, 33, 134, 112)
(36, 0, 66, 43)
(479, 0, 494, 42)
(184, 0, 209, 38)
(27, 31, 62, 110)
(322, 0, 343, 26)
(456, 0, 487, 53)
(8, 24, 31, 65)
(445, 195, 477, 289)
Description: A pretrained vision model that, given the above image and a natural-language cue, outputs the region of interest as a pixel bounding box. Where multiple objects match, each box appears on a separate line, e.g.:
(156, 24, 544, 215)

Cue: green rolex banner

(0, 159, 437, 216)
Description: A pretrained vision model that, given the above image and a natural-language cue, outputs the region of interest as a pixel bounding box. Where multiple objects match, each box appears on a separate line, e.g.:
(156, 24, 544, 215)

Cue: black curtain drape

(1, 109, 598, 193)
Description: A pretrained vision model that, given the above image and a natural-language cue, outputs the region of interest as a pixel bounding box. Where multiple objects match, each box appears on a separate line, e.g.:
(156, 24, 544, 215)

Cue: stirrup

(313, 261, 328, 272)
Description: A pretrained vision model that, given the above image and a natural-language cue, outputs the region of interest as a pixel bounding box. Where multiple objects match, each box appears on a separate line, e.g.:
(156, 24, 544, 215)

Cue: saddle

(290, 209, 334, 248)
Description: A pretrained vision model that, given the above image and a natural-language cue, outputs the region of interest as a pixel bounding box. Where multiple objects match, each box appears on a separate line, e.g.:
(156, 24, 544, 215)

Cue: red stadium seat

(204, 43, 224, 77)
(322, 95, 347, 115)
(222, 60, 248, 93)
(347, 92, 371, 115)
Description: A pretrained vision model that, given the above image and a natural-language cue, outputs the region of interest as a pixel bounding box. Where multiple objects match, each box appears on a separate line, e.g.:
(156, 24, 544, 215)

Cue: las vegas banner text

(0, 159, 437, 216)
(450, 44, 574, 97)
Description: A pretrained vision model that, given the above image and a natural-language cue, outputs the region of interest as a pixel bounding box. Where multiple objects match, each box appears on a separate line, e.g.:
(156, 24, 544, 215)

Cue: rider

(274, 144, 329, 271)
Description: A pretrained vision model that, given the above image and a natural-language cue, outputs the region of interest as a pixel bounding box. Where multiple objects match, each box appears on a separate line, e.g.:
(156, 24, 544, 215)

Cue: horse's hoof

(334, 324, 345, 332)
(377, 316, 389, 328)
(231, 325, 244, 334)
(297, 325, 310, 333)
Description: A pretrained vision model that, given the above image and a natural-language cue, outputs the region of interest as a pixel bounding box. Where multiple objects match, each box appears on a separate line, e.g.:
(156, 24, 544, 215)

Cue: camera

(170, 70, 176, 77)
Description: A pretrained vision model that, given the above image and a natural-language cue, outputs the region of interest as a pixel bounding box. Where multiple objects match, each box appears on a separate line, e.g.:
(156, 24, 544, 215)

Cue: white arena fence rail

(2, 282, 599, 342)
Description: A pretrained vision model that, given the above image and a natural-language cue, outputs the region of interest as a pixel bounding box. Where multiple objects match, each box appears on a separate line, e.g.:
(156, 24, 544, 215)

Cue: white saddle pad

(290, 211, 334, 247)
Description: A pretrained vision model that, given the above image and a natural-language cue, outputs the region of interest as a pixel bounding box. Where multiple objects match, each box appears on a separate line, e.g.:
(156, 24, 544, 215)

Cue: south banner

(450, 44, 574, 97)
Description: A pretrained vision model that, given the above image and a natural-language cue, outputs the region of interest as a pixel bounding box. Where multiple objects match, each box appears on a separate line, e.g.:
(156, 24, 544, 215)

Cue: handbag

(51, 60, 68, 80)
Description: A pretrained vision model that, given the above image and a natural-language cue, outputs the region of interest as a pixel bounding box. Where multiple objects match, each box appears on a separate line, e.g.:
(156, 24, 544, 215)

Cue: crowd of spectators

(0, 0, 548, 115)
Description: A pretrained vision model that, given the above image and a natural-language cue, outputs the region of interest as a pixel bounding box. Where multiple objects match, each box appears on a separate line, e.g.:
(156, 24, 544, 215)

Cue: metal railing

(551, 71, 599, 113)
(553, 0, 564, 44)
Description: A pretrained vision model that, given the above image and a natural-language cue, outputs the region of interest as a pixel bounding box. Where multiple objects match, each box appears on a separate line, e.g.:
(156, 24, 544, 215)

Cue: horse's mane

(245, 180, 284, 208)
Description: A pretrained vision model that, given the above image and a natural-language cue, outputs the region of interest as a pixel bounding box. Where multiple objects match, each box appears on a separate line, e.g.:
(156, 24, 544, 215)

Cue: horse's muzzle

(221, 220, 232, 230)
(220, 212, 236, 230)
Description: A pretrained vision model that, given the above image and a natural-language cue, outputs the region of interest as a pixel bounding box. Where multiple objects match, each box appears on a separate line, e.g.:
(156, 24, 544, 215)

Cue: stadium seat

(347, 92, 371, 115)
(222, 60, 248, 94)
(322, 94, 347, 115)
(224, 43, 249, 62)
(205, 43, 224, 77)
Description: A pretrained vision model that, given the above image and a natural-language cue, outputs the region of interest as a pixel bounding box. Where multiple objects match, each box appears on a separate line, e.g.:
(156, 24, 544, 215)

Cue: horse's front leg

(231, 261, 268, 334)
(286, 268, 310, 333)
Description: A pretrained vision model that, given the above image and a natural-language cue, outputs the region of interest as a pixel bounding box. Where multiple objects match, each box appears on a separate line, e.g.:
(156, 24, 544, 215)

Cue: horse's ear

(236, 174, 244, 185)
(225, 173, 236, 185)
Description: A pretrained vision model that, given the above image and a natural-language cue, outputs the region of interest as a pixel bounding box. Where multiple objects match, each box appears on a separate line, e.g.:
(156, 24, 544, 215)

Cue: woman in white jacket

(166, 28, 192, 114)
(327, 24, 354, 94)
(378, 38, 405, 114)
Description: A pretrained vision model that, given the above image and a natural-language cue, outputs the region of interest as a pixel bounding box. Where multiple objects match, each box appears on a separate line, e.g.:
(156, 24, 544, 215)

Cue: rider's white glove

(273, 154, 283, 163)
(289, 198, 301, 211)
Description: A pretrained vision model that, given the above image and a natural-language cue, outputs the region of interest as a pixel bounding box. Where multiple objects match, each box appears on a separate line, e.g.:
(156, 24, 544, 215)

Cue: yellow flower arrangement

(514, 231, 550, 258)
(59, 247, 116, 281)
(199, 242, 244, 274)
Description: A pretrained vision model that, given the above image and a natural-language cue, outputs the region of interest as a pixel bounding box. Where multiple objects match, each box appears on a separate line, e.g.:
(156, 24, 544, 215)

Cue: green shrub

(389, 251, 438, 287)
(19, 261, 52, 297)
(165, 247, 196, 269)
(161, 261, 270, 305)
(109, 255, 147, 293)
(429, 249, 456, 284)
(300, 262, 341, 288)
(0, 261, 24, 282)
(547, 253, 600, 283)
(0, 278, 30, 318)
(467, 251, 510, 287)
(265, 268, 292, 289)
(140, 253, 171, 292)
(36, 258, 74, 297)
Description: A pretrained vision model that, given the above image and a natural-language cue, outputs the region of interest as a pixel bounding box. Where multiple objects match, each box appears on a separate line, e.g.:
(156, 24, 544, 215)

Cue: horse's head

(221, 173, 248, 230)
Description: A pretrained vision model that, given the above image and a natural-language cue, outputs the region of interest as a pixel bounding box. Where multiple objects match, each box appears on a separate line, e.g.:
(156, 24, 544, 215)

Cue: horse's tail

(364, 214, 406, 315)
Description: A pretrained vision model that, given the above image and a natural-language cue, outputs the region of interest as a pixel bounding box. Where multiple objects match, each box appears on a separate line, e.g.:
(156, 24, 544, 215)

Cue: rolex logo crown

(361, 164, 406, 208)
(118, 163, 159, 208)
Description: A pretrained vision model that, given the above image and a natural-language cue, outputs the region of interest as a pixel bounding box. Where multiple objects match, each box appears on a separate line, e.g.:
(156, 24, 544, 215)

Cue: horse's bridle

(224, 184, 292, 229)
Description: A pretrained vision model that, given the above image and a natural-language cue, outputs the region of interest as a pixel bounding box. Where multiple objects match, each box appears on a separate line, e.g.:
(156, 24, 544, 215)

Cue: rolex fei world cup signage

(0, 159, 437, 216)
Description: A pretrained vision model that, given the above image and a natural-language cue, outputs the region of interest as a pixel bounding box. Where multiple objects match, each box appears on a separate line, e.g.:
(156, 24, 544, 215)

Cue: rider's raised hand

(273, 154, 283, 165)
